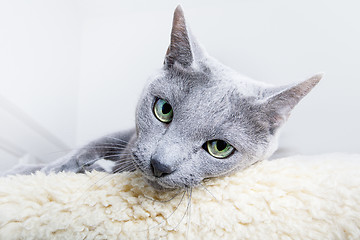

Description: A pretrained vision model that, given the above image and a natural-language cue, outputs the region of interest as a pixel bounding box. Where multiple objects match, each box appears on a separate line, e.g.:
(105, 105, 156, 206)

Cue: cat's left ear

(164, 5, 196, 68)
(263, 73, 323, 132)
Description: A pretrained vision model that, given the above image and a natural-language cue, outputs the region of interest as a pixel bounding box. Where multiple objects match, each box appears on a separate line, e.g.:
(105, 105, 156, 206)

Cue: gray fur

(2, 6, 322, 190)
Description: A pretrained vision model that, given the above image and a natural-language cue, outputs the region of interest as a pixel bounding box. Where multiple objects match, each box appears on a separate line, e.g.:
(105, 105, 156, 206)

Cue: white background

(0, 0, 359, 172)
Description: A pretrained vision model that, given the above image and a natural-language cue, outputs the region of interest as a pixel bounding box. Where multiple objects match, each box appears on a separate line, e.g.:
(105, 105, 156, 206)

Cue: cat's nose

(150, 158, 174, 178)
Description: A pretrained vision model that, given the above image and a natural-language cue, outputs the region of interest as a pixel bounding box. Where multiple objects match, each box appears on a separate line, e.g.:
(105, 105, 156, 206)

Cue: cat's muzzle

(150, 157, 175, 178)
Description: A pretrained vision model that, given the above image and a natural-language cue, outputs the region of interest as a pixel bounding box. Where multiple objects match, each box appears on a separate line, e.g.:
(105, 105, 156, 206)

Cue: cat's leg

(1, 129, 136, 176)
(40, 128, 136, 174)
(1, 164, 45, 177)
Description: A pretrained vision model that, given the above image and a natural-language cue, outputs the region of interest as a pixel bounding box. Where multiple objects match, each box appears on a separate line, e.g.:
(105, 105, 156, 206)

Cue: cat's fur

(3, 6, 322, 190)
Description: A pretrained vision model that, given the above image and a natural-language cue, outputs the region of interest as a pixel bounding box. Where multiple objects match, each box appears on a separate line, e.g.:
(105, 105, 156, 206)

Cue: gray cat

(3, 6, 322, 190)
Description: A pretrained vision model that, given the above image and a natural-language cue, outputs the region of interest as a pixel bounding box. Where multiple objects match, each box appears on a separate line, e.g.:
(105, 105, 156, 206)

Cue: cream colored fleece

(0, 153, 360, 240)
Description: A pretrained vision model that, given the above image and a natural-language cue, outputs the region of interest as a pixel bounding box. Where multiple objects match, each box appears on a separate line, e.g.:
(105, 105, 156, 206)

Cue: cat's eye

(204, 140, 235, 159)
(153, 98, 173, 123)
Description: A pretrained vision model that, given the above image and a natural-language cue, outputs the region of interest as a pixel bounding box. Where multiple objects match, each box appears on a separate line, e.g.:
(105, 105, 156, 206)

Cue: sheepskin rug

(0, 154, 360, 239)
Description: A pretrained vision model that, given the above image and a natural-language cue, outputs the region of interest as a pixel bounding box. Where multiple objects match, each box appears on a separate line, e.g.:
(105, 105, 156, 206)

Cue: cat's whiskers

(186, 187, 193, 240)
(74, 152, 135, 190)
(112, 162, 136, 173)
(77, 152, 134, 172)
(171, 187, 192, 231)
(82, 145, 128, 150)
(199, 182, 219, 202)
(68, 156, 128, 186)
(40, 144, 129, 166)
(82, 156, 135, 181)
(104, 136, 130, 145)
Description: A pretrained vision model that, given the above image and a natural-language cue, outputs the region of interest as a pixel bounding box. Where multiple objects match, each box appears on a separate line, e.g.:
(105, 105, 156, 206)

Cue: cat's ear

(164, 5, 194, 68)
(263, 73, 323, 132)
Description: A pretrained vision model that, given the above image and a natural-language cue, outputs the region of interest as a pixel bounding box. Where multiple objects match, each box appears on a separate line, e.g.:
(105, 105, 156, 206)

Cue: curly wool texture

(0, 154, 360, 240)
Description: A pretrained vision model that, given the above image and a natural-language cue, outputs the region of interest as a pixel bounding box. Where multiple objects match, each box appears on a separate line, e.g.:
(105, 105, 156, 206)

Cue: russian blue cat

(4, 6, 322, 190)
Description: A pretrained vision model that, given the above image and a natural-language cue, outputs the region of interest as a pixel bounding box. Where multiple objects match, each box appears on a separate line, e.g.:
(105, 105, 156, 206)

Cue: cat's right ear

(164, 5, 194, 68)
(262, 73, 323, 133)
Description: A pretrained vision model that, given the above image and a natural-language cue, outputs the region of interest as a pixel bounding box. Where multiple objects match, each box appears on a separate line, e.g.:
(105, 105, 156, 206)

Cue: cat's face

(131, 6, 321, 190)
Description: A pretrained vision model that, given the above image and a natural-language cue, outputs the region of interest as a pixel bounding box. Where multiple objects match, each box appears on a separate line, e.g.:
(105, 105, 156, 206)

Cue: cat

(3, 5, 322, 190)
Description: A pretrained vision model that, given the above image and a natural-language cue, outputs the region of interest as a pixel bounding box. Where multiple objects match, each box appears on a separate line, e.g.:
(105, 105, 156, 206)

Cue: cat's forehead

(148, 69, 261, 139)
(148, 65, 260, 103)
(149, 69, 228, 103)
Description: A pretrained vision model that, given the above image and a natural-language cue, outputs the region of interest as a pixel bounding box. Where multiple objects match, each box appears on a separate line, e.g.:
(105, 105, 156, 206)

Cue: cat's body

(3, 6, 322, 190)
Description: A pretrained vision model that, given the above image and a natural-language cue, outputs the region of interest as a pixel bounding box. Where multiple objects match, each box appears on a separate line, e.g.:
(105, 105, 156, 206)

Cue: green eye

(153, 98, 173, 123)
(205, 140, 235, 159)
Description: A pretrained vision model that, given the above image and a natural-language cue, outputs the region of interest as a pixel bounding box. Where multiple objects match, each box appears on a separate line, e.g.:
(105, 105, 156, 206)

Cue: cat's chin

(146, 178, 177, 191)
(144, 174, 203, 191)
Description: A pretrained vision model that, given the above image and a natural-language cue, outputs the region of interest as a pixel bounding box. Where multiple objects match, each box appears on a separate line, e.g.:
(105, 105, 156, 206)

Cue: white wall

(0, 0, 359, 172)
(0, 0, 81, 170)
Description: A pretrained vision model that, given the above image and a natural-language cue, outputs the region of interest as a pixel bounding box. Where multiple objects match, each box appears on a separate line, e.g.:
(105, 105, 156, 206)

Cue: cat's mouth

(131, 152, 177, 190)
(143, 171, 179, 190)
(146, 178, 177, 191)
(131, 151, 203, 190)
(144, 171, 202, 190)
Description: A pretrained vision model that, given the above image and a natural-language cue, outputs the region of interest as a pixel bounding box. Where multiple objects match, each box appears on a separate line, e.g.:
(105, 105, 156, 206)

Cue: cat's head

(131, 6, 322, 190)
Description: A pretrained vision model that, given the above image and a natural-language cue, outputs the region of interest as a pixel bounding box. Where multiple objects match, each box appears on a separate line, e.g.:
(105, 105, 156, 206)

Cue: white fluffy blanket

(0, 154, 360, 239)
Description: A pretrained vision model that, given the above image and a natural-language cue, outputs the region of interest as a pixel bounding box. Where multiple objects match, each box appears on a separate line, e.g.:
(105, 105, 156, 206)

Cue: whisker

(41, 145, 129, 163)
(82, 146, 128, 150)
(53, 142, 128, 152)
(112, 162, 136, 173)
(171, 188, 191, 231)
(200, 182, 218, 202)
(104, 136, 130, 145)
(74, 156, 135, 190)
(102, 152, 134, 159)
(186, 187, 192, 240)
(75, 159, 135, 191)
(77, 153, 134, 171)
